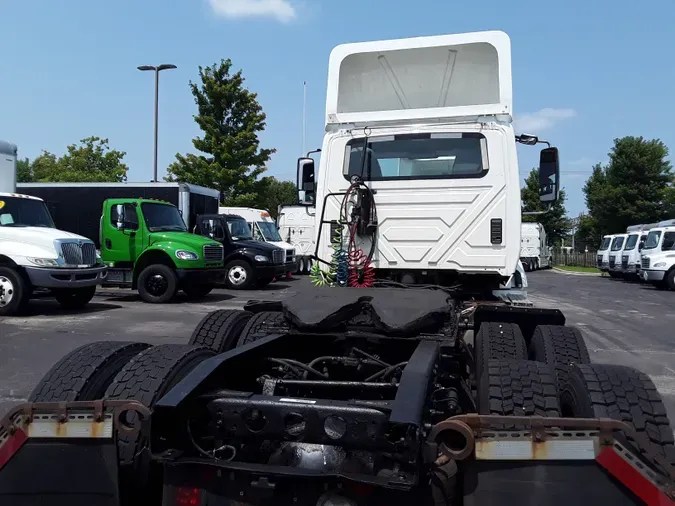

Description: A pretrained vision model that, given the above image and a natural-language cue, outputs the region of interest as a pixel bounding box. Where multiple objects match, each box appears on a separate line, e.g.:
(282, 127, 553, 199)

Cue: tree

(30, 137, 128, 182)
(256, 177, 297, 219)
(166, 59, 275, 206)
(582, 136, 673, 234)
(521, 167, 570, 242)
(16, 158, 32, 182)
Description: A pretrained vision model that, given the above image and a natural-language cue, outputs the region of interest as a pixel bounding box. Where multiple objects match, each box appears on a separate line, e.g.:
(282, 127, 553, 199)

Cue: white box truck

(519, 222, 551, 271)
(0, 140, 106, 315)
(219, 207, 298, 275)
(639, 219, 675, 289)
(596, 234, 614, 272)
(607, 234, 627, 278)
(621, 223, 655, 279)
(277, 204, 316, 274)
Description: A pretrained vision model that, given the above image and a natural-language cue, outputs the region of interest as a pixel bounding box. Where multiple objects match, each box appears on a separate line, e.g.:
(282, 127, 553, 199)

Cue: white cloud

(208, 0, 296, 22)
(514, 108, 577, 133)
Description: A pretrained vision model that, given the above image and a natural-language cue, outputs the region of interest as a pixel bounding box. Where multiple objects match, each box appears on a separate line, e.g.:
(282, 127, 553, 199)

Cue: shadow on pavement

(22, 300, 123, 316)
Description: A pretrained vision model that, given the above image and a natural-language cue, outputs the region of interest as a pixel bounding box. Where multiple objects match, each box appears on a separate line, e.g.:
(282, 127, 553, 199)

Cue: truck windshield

(0, 196, 55, 228)
(257, 221, 281, 242)
(611, 237, 625, 251)
(643, 230, 661, 250)
(624, 234, 639, 250)
(227, 217, 253, 240)
(598, 237, 611, 251)
(141, 203, 187, 232)
(344, 132, 487, 181)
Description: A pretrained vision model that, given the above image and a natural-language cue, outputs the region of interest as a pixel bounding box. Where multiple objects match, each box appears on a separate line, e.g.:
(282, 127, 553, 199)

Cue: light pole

(137, 64, 177, 182)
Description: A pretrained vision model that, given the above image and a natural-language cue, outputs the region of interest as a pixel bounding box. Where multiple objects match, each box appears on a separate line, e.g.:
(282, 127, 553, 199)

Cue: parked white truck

(607, 233, 627, 278)
(276, 204, 316, 274)
(596, 234, 614, 272)
(295, 31, 557, 304)
(0, 140, 107, 316)
(621, 223, 655, 279)
(219, 207, 298, 275)
(519, 222, 551, 271)
(639, 219, 675, 289)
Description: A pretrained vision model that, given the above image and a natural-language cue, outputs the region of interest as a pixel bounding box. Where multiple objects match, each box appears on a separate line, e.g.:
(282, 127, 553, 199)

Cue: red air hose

(347, 222, 375, 288)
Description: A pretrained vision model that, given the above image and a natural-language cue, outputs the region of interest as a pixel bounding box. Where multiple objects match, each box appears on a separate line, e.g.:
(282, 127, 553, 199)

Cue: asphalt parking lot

(1, 271, 675, 421)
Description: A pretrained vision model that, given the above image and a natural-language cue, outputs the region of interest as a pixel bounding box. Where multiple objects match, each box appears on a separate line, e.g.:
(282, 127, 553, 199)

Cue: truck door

(195, 216, 230, 251)
(102, 201, 143, 263)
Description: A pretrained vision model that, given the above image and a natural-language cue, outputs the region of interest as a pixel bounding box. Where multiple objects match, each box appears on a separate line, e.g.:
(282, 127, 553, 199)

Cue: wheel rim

(146, 273, 168, 296)
(0, 276, 15, 307)
(228, 266, 247, 286)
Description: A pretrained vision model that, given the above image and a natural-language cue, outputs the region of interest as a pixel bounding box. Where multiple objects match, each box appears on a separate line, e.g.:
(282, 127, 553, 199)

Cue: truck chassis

(1, 287, 674, 505)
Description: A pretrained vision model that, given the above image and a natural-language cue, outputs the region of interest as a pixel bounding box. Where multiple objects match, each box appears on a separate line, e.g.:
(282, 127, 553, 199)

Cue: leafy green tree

(30, 137, 128, 182)
(582, 136, 673, 234)
(521, 167, 570, 242)
(166, 59, 275, 206)
(255, 177, 297, 219)
(16, 157, 32, 182)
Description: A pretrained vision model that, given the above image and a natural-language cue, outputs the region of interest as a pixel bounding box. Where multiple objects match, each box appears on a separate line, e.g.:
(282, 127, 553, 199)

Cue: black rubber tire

(666, 268, 675, 290)
(105, 344, 216, 506)
(137, 264, 178, 303)
(478, 359, 560, 428)
(560, 363, 675, 466)
(237, 311, 287, 347)
(189, 309, 252, 352)
(529, 325, 591, 392)
(28, 341, 150, 402)
(475, 321, 527, 381)
(224, 259, 255, 290)
(53, 285, 97, 309)
(183, 283, 214, 300)
(0, 265, 30, 316)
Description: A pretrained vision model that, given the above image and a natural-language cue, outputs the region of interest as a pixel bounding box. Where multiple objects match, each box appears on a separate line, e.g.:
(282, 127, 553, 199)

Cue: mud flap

(0, 400, 148, 506)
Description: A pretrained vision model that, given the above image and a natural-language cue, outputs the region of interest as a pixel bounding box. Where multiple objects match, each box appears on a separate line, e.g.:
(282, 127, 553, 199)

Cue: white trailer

(0, 140, 106, 316)
(519, 222, 551, 271)
(294, 31, 560, 304)
(276, 204, 316, 274)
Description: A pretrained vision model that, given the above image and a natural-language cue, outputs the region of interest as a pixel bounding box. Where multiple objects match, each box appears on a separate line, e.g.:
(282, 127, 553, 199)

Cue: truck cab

(597, 234, 614, 272)
(100, 198, 225, 302)
(621, 223, 654, 279)
(193, 213, 288, 289)
(218, 207, 297, 275)
(295, 31, 559, 298)
(608, 233, 627, 277)
(640, 220, 675, 289)
(0, 140, 107, 315)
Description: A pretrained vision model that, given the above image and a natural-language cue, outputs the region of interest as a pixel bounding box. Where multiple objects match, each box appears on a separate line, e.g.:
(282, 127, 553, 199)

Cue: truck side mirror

(639, 241, 645, 251)
(297, 157, 315, 205)
(539, 147, 560, 203)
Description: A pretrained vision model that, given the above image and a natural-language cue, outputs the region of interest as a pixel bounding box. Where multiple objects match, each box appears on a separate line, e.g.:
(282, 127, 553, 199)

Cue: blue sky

(1, 0, 673, 217)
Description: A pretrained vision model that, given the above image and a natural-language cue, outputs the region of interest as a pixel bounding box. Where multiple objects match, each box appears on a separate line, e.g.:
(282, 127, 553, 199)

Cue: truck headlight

(254, 255, 270, 263)
(175, 250, 199, 261)
(654, 262, 667, 268)
(27, 257, 59, 267)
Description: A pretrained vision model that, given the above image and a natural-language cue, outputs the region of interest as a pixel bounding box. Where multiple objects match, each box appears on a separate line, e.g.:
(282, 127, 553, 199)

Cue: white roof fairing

(325, 31, 513, 128)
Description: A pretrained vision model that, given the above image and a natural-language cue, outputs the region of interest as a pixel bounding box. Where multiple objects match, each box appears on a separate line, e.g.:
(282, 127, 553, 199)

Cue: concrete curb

(552, 267, 601, 277)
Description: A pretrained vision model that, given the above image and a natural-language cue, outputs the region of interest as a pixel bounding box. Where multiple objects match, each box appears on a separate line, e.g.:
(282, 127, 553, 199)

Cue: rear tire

(53, 285, 97, 309)
(529, 325, 590, 392)
(666, 268, 675, 290)
(477, 359, 560, 427)
(137, 264, 178, 303)
(237, 311, 287, 347)
(105, 344, 216, 506)
(189, 309, 252, 352)
(0, 266, 30, 316)
(28, 341, 150, 402)
(475, 322, 527, 381)
(560, 363, 675, 467)
(298, 257, 305, 275)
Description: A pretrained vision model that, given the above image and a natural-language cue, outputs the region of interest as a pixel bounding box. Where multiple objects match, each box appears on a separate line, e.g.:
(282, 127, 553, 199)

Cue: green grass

(554, 265, 601, 274)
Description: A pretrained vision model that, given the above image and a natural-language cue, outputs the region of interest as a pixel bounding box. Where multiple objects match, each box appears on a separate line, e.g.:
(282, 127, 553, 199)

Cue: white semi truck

(0, 140, 106, 316)
(295, 31, 558, 303)
(519, 222, 551, 271)
(639, 219, 675, 289)
(276, 204, 316, 274)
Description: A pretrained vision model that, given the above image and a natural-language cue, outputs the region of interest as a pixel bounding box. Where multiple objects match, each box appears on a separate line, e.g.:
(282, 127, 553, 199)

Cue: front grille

(642, 257, 650, 269)
(286, 249, 295, 263)
(621, 255, 629, 269)
(597, 255, 602, 267)
(203, 244, 224, 262)
(272, 249, 285, 264)
(609, 255, 616, 269)
(61, 241, 97, 266)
